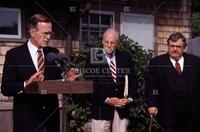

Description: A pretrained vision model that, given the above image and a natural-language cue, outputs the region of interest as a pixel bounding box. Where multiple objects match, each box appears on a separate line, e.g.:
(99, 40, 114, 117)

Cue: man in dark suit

(145, 32, 200, 132)
(85, 28, 138, 132)
(1, 14, 76, 132)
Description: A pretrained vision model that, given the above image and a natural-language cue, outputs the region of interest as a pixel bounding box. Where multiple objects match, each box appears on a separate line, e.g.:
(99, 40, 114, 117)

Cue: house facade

(0, 0, 191, 131)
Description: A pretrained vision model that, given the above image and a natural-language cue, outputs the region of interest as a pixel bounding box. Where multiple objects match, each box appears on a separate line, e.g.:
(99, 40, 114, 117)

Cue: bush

(192, 12, 200, 37)
(67, 35, 160, 132)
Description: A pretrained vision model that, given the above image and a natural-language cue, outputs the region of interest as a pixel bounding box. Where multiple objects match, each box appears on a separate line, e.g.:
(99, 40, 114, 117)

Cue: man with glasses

(145, 32, 200, 132)
(1, 14, 76, 132)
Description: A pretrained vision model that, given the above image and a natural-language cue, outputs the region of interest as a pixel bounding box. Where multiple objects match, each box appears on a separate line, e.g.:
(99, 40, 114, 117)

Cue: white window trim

(80, 10, 115, 48)
(0, 7, 22, 39)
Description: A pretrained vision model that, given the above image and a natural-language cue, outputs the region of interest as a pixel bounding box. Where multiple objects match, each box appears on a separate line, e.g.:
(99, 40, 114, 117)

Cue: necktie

(109, 60, 117, 83)
(37, 49, 44, 73)
(175, 60, 181, 75)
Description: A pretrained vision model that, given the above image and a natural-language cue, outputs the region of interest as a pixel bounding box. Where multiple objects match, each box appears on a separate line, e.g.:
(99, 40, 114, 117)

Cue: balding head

(102, 28, 119, 41)
(102, 28, 120, 55)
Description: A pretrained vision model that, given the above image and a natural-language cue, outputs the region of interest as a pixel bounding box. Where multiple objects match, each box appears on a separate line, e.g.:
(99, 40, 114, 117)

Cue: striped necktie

(37, 49, 44, 73)
(109, 60, 117, 83)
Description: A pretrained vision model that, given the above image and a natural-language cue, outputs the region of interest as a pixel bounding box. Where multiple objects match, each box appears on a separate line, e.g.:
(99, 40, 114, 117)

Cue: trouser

(91, 110, 128, 132)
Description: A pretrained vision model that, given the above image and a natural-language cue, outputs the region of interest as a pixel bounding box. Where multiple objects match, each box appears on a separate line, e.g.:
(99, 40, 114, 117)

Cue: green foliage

(119, 35, 153, 98)
(67, 35, 159, 132)
(192, 12, 200, 37)
(66, 94, 92, 132)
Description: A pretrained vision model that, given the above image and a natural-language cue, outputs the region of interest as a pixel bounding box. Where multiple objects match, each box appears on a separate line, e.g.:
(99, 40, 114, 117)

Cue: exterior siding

(155, 0, 191, 55)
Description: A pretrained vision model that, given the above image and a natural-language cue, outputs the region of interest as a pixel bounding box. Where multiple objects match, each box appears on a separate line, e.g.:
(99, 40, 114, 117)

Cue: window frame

(80, 10, 115, 48)
(0, 7, 22, 39)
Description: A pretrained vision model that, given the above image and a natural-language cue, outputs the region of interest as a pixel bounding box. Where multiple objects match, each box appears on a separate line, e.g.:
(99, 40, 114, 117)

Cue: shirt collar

(103, 49, 115, 59)
(27, 39, 43, 54)
(170, 55, 184, 63)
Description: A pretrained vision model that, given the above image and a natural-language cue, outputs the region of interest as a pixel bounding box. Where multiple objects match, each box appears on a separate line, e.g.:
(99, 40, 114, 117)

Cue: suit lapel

(22, 43, 37, 73)
(114, 50, 122, 82)
(163, 53, 180, 94)
(164, 53, 193, 96)
(182, 54, 193, 95)
(43, 47, 52, 79)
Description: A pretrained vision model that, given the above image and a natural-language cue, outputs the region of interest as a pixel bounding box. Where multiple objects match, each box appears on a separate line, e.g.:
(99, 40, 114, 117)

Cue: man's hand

(105, 97, 120, 107)
(148, 107, 158, 116)
(105, 97, 130, 108)
(65, 68, 80, 81)
(119, 98, 132, 106)
(26, 71, 44, 85)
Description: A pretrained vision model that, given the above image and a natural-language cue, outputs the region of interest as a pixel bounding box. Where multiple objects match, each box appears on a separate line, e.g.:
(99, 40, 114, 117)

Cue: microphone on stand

(56, 53, 82, 80)
(46, 52, 63, 71)
(47, 52, 71, 79)
(56, 53, 70, 72)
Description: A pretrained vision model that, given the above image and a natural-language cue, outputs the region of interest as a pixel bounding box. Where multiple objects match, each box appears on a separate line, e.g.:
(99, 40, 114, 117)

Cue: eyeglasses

(36, 30, 54, 36)
(168, 44, 184, 49)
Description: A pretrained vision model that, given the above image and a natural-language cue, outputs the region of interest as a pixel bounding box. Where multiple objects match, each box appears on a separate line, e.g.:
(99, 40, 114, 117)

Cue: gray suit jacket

(187, 36, 200, 57)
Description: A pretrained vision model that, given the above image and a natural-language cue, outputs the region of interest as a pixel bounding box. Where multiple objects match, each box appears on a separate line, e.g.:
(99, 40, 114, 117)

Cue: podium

(25, 80, 93, 94)
(25, 80, 93, 132)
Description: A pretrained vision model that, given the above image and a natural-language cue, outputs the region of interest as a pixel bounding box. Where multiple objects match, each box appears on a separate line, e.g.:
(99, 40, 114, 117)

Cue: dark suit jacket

(145, 53, 200, 129)
(1, 42, 62, 132)
(85, 49, 138, 120)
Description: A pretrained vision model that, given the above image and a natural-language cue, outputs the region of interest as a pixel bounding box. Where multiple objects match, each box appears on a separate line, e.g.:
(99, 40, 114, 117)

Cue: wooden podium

(25, 80, 93, 94)
(25, 80, 93, 132)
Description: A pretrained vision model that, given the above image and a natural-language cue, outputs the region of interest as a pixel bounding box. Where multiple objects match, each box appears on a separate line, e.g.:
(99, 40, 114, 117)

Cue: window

(120, 13, 154, 50)
(80, 11, 114, 47)
(0, 7, 21, 39)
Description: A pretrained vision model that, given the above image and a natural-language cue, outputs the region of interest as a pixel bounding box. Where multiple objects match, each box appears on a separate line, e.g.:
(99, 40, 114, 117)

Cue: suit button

(115, 89, 118, 91)
(42, 106, 46, 109)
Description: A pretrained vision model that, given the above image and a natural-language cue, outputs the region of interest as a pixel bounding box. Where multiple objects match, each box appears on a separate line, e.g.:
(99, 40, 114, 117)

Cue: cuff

(105, 97, 110, 103)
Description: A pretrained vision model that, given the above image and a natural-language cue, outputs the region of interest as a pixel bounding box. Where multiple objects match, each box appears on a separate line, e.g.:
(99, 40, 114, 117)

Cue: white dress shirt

(170, 56, 184, 72)
(27, 40, 44, 71)
(103, 49, 132, 102)
(24, 40, 44, 87)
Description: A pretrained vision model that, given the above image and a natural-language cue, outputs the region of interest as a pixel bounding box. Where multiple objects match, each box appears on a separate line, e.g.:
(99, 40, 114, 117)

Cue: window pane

(82, 27, 89, 31)
(82, 15, 88, 24)
(82, 31, 89, 42)
(101, 27, 108, 34)
(101, 14, 112, 26)
(0, 8, 21, 38)
(90, 32, 100, 42)
(90, 14, 99, 25)
(0, 10, 18, 35)
(80, 12, 113, 47)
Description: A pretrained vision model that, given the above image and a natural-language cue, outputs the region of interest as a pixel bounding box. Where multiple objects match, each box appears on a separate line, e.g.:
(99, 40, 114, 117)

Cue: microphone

(56, 53, 70, 72)
(46, 52, 62, 70)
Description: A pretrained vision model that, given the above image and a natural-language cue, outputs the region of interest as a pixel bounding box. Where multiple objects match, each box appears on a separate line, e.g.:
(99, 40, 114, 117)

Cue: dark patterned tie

(175, 60, 181, 75)
(37, 49, 44, 73)
(109, 60, 117, 83)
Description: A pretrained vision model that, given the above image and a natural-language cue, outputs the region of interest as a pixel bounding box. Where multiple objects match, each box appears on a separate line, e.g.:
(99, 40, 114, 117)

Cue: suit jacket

(145, 53, 200, 129)
(1, 42, 62, 132)
(85, 49, 138, 120)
